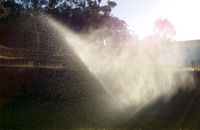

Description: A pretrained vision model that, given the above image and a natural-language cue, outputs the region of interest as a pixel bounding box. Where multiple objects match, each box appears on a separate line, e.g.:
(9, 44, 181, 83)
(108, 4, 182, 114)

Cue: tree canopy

(0, 0, 132, 55)
(154, 18, 176, 40)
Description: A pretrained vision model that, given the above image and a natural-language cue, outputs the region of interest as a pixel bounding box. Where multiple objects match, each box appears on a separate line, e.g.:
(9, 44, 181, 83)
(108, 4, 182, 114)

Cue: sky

(111, 0, 200, 41)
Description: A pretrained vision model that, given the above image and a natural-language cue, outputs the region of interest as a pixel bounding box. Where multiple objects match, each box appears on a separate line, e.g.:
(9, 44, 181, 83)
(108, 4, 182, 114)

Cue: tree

(0, 2, 10, 19)
(0, 0, 132, 54)
(154, 18, 176, 40)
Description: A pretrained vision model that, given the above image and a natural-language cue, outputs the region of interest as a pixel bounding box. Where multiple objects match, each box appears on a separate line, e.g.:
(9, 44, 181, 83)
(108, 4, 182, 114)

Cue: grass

(0, 67, 119, 129)
(1, 44, 200, 129)
(1, 67, 200, 129)
(0, 45, 67, 69)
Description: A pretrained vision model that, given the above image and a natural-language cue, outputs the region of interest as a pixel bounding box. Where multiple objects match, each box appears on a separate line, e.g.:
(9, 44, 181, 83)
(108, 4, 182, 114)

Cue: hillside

(0, 57, 121, 129)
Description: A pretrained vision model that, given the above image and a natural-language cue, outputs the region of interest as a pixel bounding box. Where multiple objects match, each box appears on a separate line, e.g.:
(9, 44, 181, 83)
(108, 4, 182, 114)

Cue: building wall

(178, 40, 200, 66)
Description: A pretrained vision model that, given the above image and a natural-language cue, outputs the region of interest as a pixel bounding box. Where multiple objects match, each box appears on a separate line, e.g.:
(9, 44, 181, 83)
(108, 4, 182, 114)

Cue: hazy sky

(111, 0, 200, 41)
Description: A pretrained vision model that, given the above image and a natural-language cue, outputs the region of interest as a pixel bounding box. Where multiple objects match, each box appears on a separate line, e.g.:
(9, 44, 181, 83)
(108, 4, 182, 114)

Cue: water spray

(47, 17, 194, 114)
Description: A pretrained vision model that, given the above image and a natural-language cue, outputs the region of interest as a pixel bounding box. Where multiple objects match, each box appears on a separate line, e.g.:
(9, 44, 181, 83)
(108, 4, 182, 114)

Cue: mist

(47, 17, 194, 114)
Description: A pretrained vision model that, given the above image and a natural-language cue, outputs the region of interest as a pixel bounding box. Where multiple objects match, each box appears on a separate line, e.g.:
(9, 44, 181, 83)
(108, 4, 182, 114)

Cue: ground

(1, 45, 200, 129)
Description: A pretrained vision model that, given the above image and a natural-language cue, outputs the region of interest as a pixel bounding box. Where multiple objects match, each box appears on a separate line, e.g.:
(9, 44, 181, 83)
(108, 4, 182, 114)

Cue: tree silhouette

(0, 0, 131, 53)
(154, 18, 176, 40)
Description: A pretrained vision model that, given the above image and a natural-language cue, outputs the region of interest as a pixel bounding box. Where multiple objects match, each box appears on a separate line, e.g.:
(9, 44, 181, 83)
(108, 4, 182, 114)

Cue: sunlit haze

(48, 17, 193, 112)
(1, 0, 200, 129)
(112, 0, 200, 41)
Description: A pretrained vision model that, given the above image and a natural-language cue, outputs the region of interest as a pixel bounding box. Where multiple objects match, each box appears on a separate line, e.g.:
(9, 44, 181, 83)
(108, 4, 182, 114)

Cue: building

(177, 39, 200, 66)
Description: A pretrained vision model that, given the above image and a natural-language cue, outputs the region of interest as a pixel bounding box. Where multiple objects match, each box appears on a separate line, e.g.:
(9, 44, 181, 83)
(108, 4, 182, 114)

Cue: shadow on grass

(120, 71, 200, 129)
(1, 67, 200, 129)
(0, 67, 120, 129)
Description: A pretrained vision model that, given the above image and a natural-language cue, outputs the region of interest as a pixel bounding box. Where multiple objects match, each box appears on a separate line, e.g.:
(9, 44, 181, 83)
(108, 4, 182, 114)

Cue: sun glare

(120, 0, 200, 41)
(165, 0, 200, 41)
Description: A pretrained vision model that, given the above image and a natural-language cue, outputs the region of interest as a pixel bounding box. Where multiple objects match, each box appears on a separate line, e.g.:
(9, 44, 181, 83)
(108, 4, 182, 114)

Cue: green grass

(0, 67, 119, 129)
(1, 67, 200, 129)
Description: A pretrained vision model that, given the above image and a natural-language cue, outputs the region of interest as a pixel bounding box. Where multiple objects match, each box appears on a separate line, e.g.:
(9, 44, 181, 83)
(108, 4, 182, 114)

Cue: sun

(121, 0, 200, 41)
(163, 0, 200, 41)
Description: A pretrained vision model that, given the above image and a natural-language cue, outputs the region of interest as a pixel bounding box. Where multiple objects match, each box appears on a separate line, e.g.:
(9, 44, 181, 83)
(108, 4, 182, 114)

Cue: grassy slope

(120, 72, 200, 129)
(0, 44, 121, 129)
(0, 67, 121, 129)
(1, 68, 200, 129)
(1, 45, 200, 129)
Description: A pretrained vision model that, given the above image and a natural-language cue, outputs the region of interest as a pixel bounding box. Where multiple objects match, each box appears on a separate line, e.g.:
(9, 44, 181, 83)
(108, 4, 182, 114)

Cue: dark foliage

(0, 0, 131, 55)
